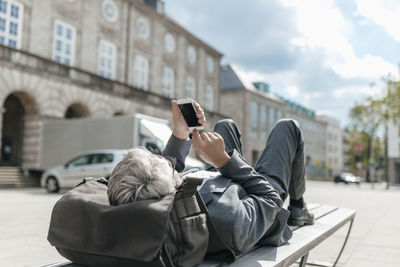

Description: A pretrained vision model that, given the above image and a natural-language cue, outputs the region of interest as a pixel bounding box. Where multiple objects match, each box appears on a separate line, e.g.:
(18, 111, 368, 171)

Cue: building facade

(388, 119, 400, 184)
(285, 107, 328, 178)
(220, 64, 331, 178)
(220, 64, 287, 165)
(317, 115, 343, 177)
(0, 0, 224, 181)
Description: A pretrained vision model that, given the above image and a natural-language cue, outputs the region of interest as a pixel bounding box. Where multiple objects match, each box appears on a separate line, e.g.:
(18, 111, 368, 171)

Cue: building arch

(1, 91, 39, 166)
(65, 103, 90, 118)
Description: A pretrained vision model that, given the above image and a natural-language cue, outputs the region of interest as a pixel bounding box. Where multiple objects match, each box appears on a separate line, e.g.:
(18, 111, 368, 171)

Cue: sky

(165, 0, 400, 127)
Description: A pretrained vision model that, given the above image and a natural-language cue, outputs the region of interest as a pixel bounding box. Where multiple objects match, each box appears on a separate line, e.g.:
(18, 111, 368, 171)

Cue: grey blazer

(164, 135, 292, 255)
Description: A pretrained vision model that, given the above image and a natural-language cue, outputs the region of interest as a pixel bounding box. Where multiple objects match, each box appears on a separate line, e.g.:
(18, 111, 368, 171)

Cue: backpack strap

(174, 177, 203, 219)
(181, 176, 203, 197)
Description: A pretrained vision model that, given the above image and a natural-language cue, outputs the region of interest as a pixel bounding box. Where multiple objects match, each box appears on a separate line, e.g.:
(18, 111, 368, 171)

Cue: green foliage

(347, 78, 398, 181)
(385, 81, 400, 121)
(345, 127, 370, 173)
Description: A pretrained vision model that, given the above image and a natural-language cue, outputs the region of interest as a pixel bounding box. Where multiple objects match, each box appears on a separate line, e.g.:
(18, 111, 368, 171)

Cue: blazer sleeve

(163, 134, 192, 172)
(217, 149, 284, 254)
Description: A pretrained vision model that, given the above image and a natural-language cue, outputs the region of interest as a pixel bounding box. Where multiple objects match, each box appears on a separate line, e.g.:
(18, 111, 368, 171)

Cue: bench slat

(225, 208, 355, 267)
(289, 204, 338, 231)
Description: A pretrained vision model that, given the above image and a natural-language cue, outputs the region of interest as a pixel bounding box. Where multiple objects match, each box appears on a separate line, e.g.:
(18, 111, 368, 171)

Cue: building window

(0, 1, 6, 13)
(277, 109, 283, 121)
(204, 85, 213, 110)
(53, 20, 76, 66)
(0, 18, 5, 31)
(251, 102, 259, 139)
(164, 32, 175, 53)
(269, 107, 275, 130)
(260, 105, 268, 139)
(162, 66, 174, 98)
(206, 56, 214, 73)
(187, 45, 197, 64)
(0, 0, 23, 49)
(133, 55, 149, 90)
(136, 17, 150, 39)
(98, 39, 116, 79)
(185, 76, 196, 99)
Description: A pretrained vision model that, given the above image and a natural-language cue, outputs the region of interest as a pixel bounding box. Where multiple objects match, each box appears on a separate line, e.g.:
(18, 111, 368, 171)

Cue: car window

(92, 153, 114, 164)
(68, 155, 92, 167)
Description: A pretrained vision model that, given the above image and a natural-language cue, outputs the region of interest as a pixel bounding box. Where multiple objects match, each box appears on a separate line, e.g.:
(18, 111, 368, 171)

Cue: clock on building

(137, 17, 150, 39)
(102, 0, 119, 23)
(164, 33, 175, 53)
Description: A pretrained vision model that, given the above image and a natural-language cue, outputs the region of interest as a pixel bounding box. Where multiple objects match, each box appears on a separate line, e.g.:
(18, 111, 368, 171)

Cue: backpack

(47, 177, 210, 267)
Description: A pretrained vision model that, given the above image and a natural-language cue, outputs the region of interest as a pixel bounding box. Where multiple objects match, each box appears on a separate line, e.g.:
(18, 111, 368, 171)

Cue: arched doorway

(65, 103, 90, 118)
(1, 92, 37, 166)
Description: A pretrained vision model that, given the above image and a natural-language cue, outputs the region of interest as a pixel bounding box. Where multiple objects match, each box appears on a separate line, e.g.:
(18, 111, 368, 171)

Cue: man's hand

(192, 129, 230, 168)
(171, 100, 206, 140)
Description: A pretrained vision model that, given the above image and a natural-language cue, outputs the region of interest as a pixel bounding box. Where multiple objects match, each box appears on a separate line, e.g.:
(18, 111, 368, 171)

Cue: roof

(221, 64, 258, 91)
(221, 64, 283, 103)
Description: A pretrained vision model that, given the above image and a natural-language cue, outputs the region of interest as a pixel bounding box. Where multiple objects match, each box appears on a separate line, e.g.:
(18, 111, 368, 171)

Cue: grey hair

(107, 148, 175, 206)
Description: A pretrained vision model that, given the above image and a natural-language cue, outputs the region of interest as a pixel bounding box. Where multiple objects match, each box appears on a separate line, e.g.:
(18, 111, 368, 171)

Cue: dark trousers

(209, 119, 306, 202)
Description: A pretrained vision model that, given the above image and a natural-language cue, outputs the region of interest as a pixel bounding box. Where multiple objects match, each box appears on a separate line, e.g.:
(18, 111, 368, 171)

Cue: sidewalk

(303, 181, 400, 267)
(0, 181, 399, 266)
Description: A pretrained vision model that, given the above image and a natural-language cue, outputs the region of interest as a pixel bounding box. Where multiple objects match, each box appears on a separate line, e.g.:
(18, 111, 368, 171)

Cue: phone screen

(178, 103, 201, 127)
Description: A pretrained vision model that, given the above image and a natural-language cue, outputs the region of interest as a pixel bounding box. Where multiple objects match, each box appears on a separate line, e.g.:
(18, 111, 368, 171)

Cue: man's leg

(206, 119, 243, 171)
(254, 119, 313, 226)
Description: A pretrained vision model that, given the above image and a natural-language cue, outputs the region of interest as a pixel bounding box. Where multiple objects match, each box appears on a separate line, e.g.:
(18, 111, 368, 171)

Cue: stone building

(388, 119, 400, 184)
(317, 115, 343, 177)
(220, 64, 335, 179)
(0, 0, 223, 186)
(220, 64, 287, 165)
(285, 104, 328, 178)
(387, 80, 400, 185)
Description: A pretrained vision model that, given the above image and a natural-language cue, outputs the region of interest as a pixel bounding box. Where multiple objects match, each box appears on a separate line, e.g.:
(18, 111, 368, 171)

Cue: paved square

(0, 181, 399, 267)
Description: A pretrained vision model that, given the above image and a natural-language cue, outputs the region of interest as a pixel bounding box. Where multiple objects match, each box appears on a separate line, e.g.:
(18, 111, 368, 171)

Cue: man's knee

(214, 119, 238, 130)
(274, 119, 301, 133)
(214, 119, 242, 142)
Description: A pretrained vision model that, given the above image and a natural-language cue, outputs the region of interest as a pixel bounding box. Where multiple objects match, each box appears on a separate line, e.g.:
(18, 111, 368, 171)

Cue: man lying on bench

(108, 99, 314, 256)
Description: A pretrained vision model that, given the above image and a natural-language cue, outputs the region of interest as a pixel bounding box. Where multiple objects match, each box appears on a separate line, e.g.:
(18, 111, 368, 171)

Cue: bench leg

(332, 218, 354, 267)
(299, 253, 309, 267)
(296, 218, 355, 267)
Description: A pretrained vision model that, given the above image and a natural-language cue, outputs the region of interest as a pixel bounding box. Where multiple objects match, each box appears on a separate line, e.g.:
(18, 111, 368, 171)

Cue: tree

(382, 78, 400, 187)
(348, 78, 399, 184)
(385, 79, 400, 121)
(349, 97, 384, 182)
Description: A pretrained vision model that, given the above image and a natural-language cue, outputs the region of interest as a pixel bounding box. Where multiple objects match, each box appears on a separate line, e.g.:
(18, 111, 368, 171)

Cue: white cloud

(281, 0, 398, 80)
(332, 84, 386, 99)
(354, 0, 400, 42)
(241, 68, 268, 83)
(303, 91, 321, 106)
(332, 54, 398, 79)
(284, 85, 300, 97)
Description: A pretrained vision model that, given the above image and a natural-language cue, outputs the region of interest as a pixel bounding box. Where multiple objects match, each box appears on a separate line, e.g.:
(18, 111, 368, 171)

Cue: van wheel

(46, 176, 60, 193)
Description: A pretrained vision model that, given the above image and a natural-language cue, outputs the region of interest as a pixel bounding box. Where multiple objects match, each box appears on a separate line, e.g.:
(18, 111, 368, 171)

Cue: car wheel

(46, 176, 60, 193)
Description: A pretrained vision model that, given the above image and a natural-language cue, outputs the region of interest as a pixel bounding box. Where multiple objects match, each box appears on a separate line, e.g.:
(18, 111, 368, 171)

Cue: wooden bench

(45, 204, 355, 267)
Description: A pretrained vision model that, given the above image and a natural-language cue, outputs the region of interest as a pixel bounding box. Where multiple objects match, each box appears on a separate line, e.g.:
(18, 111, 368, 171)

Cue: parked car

(41, 149, 206, 193)
(41, 149, 127, 193)
(334, 172, 361, 184)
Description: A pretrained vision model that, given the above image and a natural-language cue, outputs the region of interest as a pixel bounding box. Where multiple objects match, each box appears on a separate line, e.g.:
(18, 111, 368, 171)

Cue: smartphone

(176, 98, 204, 131)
